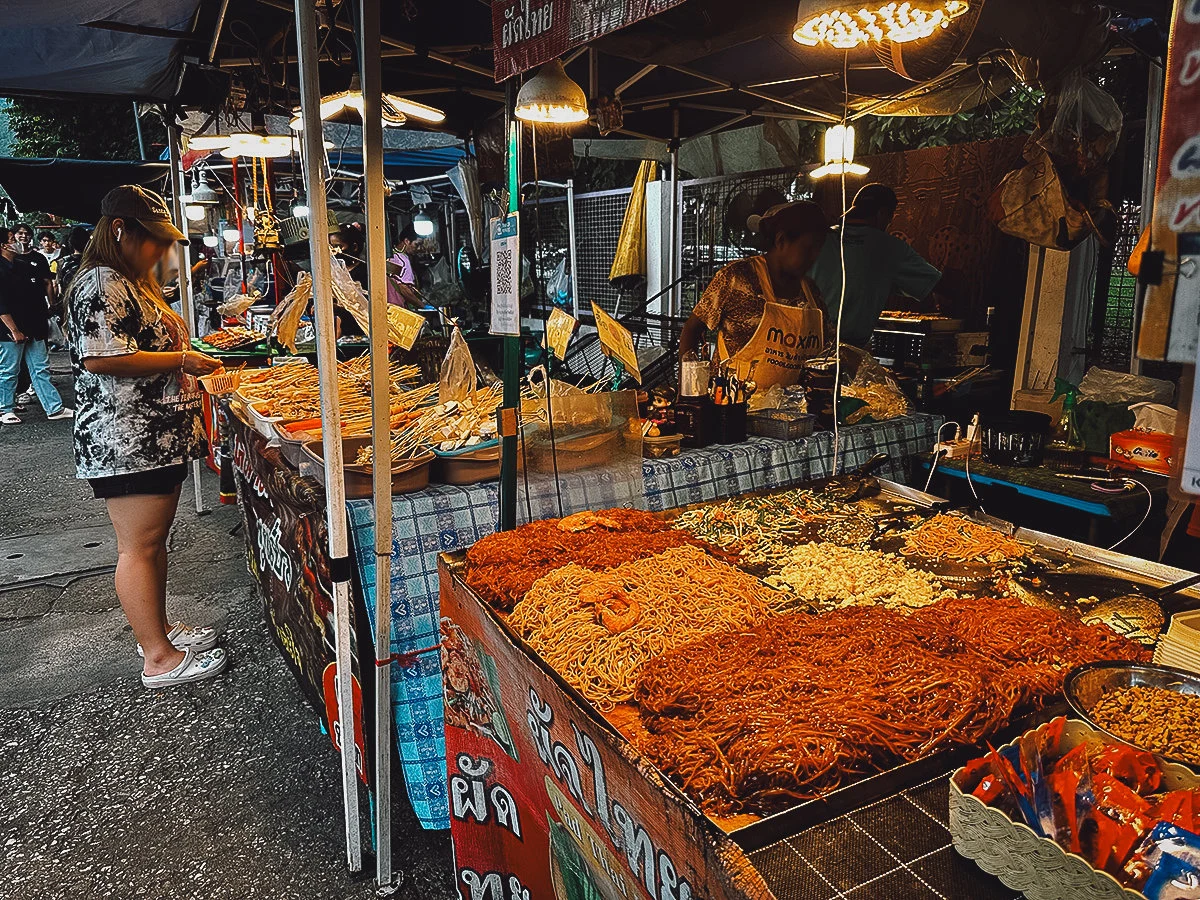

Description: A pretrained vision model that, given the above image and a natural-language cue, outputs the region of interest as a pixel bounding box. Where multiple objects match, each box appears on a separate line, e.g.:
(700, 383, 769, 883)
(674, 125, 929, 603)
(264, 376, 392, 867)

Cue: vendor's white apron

(717, 257, 825, 389)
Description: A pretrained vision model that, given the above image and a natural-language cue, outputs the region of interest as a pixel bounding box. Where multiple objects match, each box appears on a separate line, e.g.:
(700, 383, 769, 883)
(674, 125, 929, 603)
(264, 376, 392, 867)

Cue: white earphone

(116, 227, 123, 243)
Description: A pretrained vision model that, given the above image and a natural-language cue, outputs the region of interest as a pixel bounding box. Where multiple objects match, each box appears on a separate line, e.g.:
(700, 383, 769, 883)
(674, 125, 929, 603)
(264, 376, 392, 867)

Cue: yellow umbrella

(609, 159, 658, 285)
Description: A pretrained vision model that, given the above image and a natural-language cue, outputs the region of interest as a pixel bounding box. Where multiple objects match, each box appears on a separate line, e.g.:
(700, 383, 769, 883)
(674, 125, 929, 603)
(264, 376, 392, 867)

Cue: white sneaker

(136, 622, 223, 658)
(16, 391, 33, 404)
(46, 407, 74, 420)
(142, 648, 228, 689)
(0, 412, 20, 424)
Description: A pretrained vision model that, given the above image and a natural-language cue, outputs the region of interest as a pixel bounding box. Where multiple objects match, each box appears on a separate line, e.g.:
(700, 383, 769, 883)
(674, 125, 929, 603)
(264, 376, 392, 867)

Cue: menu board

(591, 301, 641, 383)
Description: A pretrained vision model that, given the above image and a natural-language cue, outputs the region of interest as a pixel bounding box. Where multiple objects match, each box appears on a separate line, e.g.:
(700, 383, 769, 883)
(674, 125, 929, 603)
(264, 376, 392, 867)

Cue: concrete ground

(0, 354, 453, 900)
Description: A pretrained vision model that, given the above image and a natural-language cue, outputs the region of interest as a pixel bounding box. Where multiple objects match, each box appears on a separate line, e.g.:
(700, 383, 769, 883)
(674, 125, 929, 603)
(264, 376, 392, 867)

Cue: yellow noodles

(508, 545, 779, 710)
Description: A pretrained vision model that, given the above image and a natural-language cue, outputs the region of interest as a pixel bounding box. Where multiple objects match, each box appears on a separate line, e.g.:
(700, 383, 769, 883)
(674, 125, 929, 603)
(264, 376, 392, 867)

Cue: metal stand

(356, 0, 396, 886)
(167, 124, 207, 516)
(295, 0, 363, 871)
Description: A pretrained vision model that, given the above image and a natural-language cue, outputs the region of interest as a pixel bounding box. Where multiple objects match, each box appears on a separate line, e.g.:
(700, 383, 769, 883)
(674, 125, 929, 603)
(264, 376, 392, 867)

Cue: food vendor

(679, 200, 830, 387)
(809, 183, 941, 349)
(326, 225, 365, 338)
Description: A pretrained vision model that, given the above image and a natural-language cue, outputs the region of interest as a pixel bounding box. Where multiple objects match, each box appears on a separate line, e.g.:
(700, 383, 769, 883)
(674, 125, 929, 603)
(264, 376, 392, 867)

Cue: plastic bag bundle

(1037, 72, 1123, 177)
(439, 325, 477, 403)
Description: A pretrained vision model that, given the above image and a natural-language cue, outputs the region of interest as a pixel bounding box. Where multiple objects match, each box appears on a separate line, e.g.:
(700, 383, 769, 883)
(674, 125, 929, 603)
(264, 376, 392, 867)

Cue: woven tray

(949, 718, 1198, 900)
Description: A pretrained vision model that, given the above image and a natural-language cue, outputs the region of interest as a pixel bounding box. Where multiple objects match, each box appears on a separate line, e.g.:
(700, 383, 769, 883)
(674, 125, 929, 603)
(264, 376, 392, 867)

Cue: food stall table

(926, 458, 1166, 547)
(347, 414, 942, 829)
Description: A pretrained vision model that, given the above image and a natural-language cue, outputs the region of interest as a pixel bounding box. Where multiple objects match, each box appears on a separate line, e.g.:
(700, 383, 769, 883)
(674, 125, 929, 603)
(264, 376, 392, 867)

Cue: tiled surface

(749, 775, 1022, 900)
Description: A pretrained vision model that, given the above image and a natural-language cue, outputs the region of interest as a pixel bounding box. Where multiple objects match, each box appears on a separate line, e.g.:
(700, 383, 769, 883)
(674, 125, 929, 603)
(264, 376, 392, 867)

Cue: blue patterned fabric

(347, 413, 939, 829)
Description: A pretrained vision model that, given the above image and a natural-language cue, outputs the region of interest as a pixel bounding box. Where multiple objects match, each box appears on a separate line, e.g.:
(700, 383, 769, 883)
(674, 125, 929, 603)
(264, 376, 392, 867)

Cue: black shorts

(88, 464, 188, 500)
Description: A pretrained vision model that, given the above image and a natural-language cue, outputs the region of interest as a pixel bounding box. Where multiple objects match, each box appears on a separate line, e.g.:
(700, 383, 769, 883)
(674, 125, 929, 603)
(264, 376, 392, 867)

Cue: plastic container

(978, 411, 1052, 466)
(747, 409, 816, 441)
(529, 429, 620, 474)
(950, 718, 1198, 900)
(434, 442, 505, 485)
(642, 433, 682, 459)
(301, 437, 433, 498)
(245, 401, 288, 440)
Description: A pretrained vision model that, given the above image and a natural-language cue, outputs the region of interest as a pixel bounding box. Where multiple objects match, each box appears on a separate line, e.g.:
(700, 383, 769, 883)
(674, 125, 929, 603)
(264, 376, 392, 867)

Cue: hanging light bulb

(412, 208, 436, 237)
(222, 227, 242, 243)
(185, 204, 207, 222)
(810, 124, 870, 179)
(793, 0, 970, 49)
(514, 59, 589, 124)
(202, 235, 220, 248)
(291, 203, 310, 218)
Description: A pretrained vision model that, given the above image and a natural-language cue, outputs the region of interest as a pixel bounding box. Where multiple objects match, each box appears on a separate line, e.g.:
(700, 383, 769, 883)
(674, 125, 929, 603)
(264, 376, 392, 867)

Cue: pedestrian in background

(0, 224, 71, 424)
(64, 185, 226, 688)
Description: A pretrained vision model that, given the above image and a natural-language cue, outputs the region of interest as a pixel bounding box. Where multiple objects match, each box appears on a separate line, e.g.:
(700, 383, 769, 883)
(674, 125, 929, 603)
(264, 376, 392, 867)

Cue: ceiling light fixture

(202, 235, 220, 248)
(221, 133, 295, 159)
(793, 0, 969, 49)
(184, 204, 207, 222)
(289, 75, 446, 130)
(291, 204, 310, 218)
(412, 209, 436, 238)
(810, 124, 870, 179)
(514, 59, 589, 124)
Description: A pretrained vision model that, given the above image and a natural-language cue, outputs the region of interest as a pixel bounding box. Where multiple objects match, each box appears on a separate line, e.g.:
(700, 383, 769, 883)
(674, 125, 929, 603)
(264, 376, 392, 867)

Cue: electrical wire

(963, 419, 985, 514)
(923, 420, 961, 493)
(1106, 478, 1153, 551)
(831, 51, 850, 477)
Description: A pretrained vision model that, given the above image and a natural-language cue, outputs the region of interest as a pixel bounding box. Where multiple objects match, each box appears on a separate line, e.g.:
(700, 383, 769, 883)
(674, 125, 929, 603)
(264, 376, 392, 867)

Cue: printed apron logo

(731, 301, 825, 389)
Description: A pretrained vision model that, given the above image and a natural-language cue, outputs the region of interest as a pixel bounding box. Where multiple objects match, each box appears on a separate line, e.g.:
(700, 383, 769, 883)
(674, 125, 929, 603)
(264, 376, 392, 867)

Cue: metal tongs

(819, 452, 890, 502)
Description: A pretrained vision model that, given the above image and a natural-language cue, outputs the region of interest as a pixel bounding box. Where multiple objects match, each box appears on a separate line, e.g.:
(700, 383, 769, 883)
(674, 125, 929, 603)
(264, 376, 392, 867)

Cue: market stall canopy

(0, 157, 170, 221)
(0, 0, 202, 100)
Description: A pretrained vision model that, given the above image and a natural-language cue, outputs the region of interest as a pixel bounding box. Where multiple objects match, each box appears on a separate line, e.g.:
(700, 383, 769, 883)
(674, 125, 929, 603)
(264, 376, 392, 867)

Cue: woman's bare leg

(106, 488, 184, 676)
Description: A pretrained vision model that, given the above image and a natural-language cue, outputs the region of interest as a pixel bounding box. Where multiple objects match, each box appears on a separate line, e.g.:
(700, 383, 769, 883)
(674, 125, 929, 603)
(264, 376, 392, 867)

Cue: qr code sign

(495, 246, 514, 293)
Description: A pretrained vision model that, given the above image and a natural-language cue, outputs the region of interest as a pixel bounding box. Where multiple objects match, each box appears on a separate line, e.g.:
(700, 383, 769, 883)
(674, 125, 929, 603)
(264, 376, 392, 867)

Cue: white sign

(489, 213, 521, 337)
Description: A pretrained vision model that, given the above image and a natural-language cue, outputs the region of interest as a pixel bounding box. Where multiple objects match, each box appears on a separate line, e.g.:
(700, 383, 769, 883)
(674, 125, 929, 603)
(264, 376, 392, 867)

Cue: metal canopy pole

(566, 177, 579, 319)
(167, 124, 207, 515)
(296, 0, 364, 871)
(356, 0, 394, 885)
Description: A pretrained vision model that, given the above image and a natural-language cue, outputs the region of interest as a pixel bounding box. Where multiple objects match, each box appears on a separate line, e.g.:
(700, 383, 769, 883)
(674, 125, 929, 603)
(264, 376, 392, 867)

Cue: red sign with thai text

(493, 0, 688, 82)
(438, 556, 774, 900)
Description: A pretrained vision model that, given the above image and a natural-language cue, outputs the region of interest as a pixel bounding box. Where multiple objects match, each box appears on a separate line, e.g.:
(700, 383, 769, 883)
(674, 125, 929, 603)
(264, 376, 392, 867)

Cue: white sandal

(136, 622, 223, 658)
(141, 648, 228, 689)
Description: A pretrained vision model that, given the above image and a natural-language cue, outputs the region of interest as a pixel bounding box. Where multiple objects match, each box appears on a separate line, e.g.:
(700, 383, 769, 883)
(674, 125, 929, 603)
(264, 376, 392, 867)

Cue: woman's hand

(182, 350, 223, 376)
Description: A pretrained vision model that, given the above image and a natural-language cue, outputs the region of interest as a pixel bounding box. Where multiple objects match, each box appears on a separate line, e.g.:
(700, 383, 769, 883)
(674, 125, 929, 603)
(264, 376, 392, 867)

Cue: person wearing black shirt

(0, 225, 70, 424)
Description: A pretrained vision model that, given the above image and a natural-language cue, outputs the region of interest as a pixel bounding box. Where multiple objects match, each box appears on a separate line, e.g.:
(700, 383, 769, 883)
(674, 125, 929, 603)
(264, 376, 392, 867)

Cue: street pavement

(0, 354, 453, 899)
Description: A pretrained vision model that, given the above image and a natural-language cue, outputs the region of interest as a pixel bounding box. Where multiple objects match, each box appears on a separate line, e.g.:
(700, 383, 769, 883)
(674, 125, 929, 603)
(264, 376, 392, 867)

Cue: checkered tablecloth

(348, 413, 940, 829)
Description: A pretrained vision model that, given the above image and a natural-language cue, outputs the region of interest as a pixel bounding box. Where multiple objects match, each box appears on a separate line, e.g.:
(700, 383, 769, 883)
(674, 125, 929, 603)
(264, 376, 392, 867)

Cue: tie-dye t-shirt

(67, 266, 205, 479)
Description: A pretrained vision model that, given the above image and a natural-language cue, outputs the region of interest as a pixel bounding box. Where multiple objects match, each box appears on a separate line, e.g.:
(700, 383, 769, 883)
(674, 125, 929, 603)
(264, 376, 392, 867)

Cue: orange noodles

(465, 508, 722, 611)
(508, 545, 782, 711)
(901, 513, 1029, 563)
(634, 597, 1147, 817)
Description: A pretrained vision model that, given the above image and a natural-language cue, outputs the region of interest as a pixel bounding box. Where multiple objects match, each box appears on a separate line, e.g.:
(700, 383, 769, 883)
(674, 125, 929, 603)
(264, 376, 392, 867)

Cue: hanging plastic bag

(546, 257, 571, 308)
(839, 347, 910, 424)
(439, 324, 477, 403)
(1037, 72, 1123, 177)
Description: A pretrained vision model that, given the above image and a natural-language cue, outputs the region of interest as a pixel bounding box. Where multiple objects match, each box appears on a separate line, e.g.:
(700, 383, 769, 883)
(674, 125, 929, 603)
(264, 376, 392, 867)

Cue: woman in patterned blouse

(65, 186, 228, 689)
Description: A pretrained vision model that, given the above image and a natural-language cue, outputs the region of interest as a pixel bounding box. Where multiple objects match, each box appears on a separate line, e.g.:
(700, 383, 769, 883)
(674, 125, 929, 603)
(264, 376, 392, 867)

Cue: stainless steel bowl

(1064, 661, 1200, 769)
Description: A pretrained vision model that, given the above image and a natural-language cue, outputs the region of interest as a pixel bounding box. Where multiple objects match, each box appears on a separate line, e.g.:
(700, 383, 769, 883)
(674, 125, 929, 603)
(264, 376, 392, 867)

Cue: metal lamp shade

(514, 59, 588, 124)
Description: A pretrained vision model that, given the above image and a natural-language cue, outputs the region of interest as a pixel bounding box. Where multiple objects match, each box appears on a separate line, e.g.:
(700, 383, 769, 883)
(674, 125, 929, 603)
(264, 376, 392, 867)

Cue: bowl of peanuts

(1065, 661, 1200, 770)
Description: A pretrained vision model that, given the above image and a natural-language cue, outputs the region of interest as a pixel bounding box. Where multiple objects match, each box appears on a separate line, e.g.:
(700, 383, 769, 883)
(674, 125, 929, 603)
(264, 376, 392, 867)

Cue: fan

(723, 186, 787, 251)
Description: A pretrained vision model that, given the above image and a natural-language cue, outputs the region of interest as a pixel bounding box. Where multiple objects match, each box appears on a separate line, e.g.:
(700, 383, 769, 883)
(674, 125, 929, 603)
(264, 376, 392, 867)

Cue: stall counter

(347, 414, 943, 829)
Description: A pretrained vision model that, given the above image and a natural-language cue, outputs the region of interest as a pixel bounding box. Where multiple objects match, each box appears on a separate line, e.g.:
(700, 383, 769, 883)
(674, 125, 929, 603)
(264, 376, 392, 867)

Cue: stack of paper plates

(1153, 610, 1200, 674)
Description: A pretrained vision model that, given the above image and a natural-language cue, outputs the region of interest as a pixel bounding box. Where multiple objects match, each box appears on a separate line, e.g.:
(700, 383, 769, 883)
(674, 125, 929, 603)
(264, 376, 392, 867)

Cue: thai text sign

(493, 0, 687, 82)
(438, 557, 773, 900)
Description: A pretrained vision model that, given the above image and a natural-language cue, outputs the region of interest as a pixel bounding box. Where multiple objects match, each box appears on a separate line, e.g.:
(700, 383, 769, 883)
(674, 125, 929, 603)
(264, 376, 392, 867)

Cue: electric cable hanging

(831, 50, 850, 477)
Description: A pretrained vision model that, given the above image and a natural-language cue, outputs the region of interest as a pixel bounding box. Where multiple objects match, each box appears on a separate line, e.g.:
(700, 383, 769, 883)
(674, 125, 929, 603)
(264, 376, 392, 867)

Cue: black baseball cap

(100, 185, 188, 244)
(748, 200, 828, 238)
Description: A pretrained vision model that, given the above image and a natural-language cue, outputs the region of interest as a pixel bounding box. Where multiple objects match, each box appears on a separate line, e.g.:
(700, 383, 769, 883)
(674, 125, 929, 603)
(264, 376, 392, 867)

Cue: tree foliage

(859, 86, 1043, 155)
(5, 97, 166, 160)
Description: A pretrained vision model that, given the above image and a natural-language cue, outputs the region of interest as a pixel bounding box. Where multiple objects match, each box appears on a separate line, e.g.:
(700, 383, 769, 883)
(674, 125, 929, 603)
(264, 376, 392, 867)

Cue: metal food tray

(456, 479, 1199, 854)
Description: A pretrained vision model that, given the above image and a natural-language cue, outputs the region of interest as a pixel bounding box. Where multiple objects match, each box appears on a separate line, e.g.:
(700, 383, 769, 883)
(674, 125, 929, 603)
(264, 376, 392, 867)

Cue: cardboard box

(1110, 428, 1173, 474)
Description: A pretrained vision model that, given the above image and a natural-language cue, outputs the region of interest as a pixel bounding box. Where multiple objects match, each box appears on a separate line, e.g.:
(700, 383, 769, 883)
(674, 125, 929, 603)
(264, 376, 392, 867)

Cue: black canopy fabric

(0, 0, 201, 101)
(0, 157, 170, 221)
